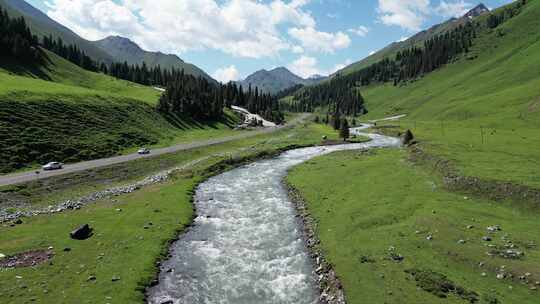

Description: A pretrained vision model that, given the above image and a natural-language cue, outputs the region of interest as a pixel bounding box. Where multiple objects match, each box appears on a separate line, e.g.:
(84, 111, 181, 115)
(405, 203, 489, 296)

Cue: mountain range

(92, 36, 212, 81)
(0, 0, 213, 81)
(335, 3, 491, 76)
(238, 67, 326, 94)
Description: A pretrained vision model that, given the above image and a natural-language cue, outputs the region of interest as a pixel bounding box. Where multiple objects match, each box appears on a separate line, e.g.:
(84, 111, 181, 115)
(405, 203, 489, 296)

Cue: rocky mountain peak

(464, 3, 490, 19)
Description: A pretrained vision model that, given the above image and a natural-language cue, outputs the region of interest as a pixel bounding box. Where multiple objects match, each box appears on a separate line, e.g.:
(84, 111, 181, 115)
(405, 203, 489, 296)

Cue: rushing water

(147, 126, 401, 304)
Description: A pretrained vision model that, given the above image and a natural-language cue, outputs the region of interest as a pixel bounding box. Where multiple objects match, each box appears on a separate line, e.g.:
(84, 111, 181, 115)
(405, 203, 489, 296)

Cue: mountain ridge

(239, 66, 325, 94)
(0, 0, 214, 81)
(335, 2, 491, 76)
(91, 36, 214, 82)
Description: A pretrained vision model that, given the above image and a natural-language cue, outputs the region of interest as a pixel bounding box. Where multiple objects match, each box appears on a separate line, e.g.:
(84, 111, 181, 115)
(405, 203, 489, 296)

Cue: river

(147, 125, 401, 304)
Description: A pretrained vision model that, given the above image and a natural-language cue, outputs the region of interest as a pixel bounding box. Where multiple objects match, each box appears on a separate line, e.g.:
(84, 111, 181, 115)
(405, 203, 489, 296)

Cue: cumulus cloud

(291, 45, 305, 54)
(377, 0, 476, 31)
(436, 0, 472, 18)
(212, 65, 240, 83)
(45, 0, 349, 58)
(47, 0, 143, 40)
(288, 27, 351, 53)
(348, 26, 369, 37)
(288, 56, 351, 78)
(377, 0, 430, 31)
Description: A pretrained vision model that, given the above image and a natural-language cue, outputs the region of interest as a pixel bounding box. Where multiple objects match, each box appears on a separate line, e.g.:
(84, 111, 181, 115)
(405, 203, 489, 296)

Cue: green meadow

(287, 149, 540, 304)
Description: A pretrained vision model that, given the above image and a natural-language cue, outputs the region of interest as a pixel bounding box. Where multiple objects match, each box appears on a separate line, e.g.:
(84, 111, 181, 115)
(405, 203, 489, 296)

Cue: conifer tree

(339, 118, 350, 141)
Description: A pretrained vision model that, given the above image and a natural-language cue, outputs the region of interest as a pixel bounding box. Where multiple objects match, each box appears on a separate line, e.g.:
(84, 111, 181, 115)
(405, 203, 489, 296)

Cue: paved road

(0, 114, 310, 187)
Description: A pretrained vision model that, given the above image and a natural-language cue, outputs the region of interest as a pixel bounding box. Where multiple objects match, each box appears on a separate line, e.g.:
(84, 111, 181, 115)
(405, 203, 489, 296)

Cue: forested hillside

(0, 6, 245, 173)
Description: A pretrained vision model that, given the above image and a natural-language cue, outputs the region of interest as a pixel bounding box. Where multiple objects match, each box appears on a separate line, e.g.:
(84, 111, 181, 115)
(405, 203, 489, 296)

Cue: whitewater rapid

(147, 125, 401, 304)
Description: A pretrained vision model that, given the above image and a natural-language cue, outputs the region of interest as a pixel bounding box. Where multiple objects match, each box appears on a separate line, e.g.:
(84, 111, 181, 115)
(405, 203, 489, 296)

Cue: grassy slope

(0, 50, 242, 173)
(0, 121, 338, 303)
(361, 0, 540, 187)
(0, 50, 161, 104)
(287, 149, 540, 304)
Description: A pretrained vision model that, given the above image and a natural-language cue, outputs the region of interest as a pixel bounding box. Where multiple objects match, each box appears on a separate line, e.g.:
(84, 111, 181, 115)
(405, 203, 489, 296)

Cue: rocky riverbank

(285, 182, 347, 304)
(0, 157, 211, 223)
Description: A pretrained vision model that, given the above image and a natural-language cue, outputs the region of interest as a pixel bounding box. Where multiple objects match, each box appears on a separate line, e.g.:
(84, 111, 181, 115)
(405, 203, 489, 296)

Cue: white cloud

(398, 36, 410, 42)
(377, 0, 476, 31)
(292, 45, 305, 54)
(288, 56, 320, 78)
(288, 56, 352, 78)
(45, 0, 325, 58)
(212, 65, 240, 83)
(47, 0, 143, 40)
(368, 50, 376, 56)
(288, 27, 351, 53)
(329, 58, 353, 74)
(348, 25, 370, 37)
(436, 1, 472, 18)
(377, 0, 430, 31)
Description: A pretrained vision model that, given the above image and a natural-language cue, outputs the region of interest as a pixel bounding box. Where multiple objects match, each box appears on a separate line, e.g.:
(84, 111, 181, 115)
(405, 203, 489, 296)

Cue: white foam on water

(147, 125, 401, 304)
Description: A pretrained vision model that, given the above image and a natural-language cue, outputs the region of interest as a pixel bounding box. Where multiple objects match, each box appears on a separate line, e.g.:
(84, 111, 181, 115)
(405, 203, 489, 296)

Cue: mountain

(336, 3, 490, 76)
(91, 36, 214, 82)
(464, 3, 490, 18)
(239, 67, 325, 94)
(0, 0, 113, 63)
(0, 0, 214, 81)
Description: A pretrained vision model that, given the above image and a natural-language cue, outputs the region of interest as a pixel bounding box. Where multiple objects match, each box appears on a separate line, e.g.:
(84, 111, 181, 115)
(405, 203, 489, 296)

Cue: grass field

(356, 0, 540, 188)
(0, 120, 339, 304)
(0, 50, 248, 173)
(287, 149, 540, 304)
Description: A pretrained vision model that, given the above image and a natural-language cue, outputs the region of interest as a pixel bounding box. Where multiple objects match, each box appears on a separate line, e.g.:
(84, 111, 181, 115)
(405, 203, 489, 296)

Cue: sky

(27, 0, 513, 82)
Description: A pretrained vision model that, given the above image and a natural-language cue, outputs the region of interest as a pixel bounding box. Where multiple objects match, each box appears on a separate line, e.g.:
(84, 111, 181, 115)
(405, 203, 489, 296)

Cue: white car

(137, 148, 151, 155)
(42, 162, 63, 170)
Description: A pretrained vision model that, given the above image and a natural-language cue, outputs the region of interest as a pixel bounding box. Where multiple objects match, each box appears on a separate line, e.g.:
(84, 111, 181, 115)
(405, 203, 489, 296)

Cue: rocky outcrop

(70, 224, 93, 240)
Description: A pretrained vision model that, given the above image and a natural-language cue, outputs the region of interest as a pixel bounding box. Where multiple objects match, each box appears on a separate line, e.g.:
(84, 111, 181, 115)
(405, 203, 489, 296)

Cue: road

(0, 113, 309, 187)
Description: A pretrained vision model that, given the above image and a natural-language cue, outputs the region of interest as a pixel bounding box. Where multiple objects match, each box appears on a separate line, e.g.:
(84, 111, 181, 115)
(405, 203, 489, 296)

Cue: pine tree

(339, 118, 350, 141)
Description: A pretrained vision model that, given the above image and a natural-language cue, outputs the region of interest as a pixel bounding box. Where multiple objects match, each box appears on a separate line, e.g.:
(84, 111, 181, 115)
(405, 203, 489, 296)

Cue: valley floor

(0, 118, 343, 303)
(286, 147, 540, 303)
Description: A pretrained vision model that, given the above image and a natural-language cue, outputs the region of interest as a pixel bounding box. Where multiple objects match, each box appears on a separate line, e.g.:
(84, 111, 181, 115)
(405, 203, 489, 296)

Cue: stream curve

(147, 125, 401, 304)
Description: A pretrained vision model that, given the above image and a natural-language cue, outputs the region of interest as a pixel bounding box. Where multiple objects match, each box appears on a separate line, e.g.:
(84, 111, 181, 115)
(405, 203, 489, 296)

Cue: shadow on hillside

(0, 51, 52, 81)
(161, 110, 239, 131)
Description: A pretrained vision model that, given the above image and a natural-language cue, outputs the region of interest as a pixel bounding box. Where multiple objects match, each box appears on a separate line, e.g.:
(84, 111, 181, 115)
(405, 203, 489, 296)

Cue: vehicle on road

(42, 162, 63, 171)
(137, 148, 151, 155)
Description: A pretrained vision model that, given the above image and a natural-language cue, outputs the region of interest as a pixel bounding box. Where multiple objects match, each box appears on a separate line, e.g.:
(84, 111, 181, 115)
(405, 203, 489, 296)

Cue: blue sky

(27, 0, 513, 81)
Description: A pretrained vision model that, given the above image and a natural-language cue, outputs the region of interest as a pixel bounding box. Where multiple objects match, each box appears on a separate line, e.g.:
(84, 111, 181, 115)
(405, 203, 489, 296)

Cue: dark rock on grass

(405, 269, 479, 303)
(359, 255, 376, 263)
(70, 224, 93, 240)
(402, 129, 415, 146)
(389, 252, 404, 262)
(87, 275, 96, 281)
(111, 276, 121, 282)
(63, 247, 71, 252)
(0, 250, 53, 268)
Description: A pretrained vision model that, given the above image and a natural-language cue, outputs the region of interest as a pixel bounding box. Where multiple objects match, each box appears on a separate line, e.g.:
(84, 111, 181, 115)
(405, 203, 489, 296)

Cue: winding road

(0, 114, 309, 187)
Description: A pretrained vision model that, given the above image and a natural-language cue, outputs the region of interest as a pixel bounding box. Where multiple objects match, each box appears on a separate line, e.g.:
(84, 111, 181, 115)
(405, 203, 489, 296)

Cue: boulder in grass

(402, 129, 415, 145)
(70, 224, 93, 240)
